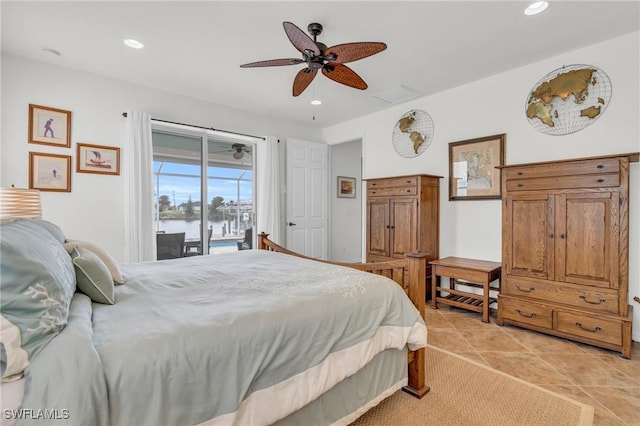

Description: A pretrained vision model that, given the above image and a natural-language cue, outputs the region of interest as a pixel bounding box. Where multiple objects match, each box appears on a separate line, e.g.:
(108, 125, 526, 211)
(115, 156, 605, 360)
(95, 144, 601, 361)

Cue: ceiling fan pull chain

(312, 81, 316, 121)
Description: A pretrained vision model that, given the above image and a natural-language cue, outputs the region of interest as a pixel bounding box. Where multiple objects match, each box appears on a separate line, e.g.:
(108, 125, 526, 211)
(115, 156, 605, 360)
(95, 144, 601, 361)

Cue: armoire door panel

(507, 196, 553, 279)
(390, 199, 417, 258)
(367, 200, 389, 257)
(560, 193, 618, 288)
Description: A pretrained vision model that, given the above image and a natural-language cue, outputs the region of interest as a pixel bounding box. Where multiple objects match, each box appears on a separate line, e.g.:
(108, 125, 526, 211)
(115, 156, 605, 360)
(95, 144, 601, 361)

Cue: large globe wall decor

(392, 109, 434, 158)
(525, 64, 612, 136)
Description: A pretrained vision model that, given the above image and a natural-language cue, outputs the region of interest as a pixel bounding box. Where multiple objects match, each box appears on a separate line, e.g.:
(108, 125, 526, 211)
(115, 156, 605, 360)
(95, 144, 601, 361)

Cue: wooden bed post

(402, 252, 430, 398)
(258, 232, 270, 250)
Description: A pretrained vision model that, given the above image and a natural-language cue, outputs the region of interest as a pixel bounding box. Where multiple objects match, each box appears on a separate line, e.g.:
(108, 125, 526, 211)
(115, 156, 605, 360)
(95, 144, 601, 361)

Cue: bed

(0, 218, 428, 426)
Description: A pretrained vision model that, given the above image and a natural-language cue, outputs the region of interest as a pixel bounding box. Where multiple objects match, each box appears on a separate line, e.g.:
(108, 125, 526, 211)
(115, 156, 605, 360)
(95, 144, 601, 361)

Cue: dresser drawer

(367, 176, 418, 197)
(500, 298, 553, 329)
(556, 311, 622, 346)
(504, 158, 620, 180)
(367, 186, 417, 197)
(503, 277, 619, 314)
(506, 173, 619, 191)
(368, 176, 418, 189)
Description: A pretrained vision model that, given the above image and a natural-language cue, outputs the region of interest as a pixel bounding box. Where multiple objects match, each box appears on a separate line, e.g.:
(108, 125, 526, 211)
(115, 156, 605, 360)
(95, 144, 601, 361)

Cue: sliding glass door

(152, 126, 255, 257)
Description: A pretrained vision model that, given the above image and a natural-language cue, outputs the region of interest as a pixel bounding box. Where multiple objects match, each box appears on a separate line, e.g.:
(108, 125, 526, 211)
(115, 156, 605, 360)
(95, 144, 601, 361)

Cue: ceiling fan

(240, 22, 387, 97)
(213, 143, 252, 160)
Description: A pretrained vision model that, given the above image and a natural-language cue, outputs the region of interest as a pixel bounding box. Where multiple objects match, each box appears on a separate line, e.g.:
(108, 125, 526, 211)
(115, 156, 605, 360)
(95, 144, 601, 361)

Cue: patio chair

(184, 227, 213, 256)
(237, 227, 252, 251)
(156, 232, 185, 260)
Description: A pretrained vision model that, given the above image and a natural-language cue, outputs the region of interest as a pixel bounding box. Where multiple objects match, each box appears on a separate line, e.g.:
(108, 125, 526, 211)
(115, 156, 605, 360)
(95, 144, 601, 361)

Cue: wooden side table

(430, 257, 501, 323)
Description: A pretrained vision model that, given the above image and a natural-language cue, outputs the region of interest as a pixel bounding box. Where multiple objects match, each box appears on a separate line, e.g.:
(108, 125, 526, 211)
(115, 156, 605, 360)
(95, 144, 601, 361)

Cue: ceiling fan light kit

(240, 21, 387, 97)
(231, 143, 250, 159)
(212, 143, 251, 160)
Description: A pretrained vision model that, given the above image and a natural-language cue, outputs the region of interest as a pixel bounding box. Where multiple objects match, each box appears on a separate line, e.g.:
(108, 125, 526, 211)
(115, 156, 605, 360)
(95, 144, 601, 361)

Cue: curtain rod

(121, 112, 266, 141)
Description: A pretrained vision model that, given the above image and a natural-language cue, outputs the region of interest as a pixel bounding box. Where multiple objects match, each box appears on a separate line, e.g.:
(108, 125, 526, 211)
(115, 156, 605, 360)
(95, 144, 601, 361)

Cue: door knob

(288, 222, 296, 227)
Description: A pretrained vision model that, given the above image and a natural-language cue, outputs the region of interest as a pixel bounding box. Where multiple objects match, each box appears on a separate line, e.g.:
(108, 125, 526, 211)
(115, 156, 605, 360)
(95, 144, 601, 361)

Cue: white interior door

(286, 138, 328, 259)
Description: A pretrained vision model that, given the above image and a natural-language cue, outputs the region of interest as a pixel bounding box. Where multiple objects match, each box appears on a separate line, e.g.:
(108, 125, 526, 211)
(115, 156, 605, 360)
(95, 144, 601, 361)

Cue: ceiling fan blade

(240, 58, 304, 68)
(322, 64, 367, 90)
(283, 21, 320, 56)
(324, 42, 387, 64)
(293, 68, 318, 97)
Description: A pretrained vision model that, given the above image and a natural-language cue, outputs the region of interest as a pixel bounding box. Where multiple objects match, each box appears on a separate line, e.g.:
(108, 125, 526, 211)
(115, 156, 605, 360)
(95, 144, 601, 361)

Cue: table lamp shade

(0, 187, 42, 220)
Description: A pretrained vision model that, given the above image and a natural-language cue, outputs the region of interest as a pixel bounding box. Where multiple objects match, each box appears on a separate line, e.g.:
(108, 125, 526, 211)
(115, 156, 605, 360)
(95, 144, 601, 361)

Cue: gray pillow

(0, 219, 75, 382)
(63, 240, 125, 285)
(71, 247, 115, 305)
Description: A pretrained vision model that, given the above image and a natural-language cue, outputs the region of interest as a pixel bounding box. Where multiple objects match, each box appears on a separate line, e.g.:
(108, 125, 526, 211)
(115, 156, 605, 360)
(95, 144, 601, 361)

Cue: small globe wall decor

(392, 109, 434, 158)
(525, 64, 612, 136)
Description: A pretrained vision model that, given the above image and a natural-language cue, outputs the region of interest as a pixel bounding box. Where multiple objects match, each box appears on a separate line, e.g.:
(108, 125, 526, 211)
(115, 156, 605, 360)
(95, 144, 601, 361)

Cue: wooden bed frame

(257, 233, 430, 398)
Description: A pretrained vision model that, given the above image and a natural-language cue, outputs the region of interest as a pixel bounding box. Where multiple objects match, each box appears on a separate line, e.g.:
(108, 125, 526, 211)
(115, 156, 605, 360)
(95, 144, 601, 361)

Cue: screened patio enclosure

(152, 129, 255, 255)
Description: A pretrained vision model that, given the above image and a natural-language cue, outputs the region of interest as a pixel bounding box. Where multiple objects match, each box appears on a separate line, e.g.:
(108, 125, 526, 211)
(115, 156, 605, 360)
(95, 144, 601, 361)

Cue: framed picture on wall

(29, 152, 71, 192)
(28, 104, 72, 148)
(337, 176, 356, 198)
(76, 143, 121, 175)
(448, 133, 506, 200)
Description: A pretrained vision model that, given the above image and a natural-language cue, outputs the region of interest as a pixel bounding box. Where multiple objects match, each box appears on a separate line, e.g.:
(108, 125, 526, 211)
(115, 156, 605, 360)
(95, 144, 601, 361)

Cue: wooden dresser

(497, 153, 638, 358)
(365, 174, 441, 297)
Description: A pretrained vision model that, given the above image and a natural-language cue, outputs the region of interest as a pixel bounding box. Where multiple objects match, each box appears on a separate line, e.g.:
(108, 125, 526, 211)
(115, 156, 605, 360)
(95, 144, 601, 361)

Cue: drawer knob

(515, 309, 536, 318)
(579, 295, 606, 305)
(517, 183, 524, 187)
(371, 191, 377, 194)
(597, 164, 604, 169)
(596, 178, 605, 183)
(515, 285, 535, 293)
(517, 172, 523, 175)
(575, 322, 602, 333)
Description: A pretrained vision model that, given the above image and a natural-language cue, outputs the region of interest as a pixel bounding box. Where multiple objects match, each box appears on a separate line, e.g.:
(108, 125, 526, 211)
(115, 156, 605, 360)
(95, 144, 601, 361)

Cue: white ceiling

(2, 1, 639, 128)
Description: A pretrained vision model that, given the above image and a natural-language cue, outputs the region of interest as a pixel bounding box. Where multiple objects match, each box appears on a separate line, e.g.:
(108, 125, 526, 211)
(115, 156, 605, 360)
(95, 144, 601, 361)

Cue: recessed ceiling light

(310, 99, 322, 106)
(124, 39, 144, 49)
(525, 1, 549, 16)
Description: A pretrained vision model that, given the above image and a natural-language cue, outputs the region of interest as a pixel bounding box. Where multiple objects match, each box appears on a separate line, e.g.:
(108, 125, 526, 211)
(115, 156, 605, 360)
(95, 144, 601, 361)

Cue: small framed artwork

(449, 133, 506, 201)
(76, 143, 121, 175)
(28, 104, 72, 148)
(29, 152, 71, 192)
(337, 176, 356, 198)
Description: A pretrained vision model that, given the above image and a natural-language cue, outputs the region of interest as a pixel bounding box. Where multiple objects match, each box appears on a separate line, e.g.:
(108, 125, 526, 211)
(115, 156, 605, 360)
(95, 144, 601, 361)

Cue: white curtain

(256, 136, 282, 244)
(123, 111, 156, 263)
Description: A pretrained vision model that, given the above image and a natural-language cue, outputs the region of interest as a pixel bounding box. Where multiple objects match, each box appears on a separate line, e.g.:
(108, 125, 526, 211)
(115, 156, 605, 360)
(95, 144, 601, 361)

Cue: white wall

(330, 139, 362, 262)
(322, 32, 640, 340)
(1, 54, 320, 262)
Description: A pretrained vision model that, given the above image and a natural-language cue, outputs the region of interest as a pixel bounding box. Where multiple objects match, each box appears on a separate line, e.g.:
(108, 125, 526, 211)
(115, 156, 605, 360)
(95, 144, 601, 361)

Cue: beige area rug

(351, 345, 594, 426)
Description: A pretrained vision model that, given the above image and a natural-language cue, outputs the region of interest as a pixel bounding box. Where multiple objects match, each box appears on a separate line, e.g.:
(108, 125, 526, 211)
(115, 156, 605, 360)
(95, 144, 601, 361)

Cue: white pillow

(63, 239, 125, 284)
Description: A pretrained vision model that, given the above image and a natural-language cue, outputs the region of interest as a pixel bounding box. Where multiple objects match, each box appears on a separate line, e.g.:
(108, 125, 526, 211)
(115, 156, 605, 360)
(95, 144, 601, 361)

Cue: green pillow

(71, 247, 115, 305)
(63, 240, 125, 284)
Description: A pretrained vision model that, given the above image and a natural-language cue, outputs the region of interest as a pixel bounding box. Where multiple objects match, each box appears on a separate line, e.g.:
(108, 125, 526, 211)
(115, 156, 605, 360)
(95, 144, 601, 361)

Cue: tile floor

(425, 304, 640, 426)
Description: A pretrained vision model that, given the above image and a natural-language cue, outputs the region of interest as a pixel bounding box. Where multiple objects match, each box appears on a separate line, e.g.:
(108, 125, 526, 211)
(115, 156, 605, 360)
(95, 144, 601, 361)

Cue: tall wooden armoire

(365, 174, 441, 298)
(497, 153, 638, 358)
